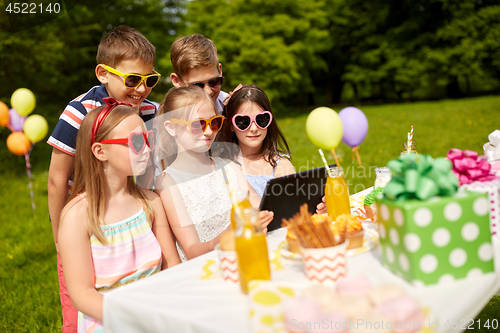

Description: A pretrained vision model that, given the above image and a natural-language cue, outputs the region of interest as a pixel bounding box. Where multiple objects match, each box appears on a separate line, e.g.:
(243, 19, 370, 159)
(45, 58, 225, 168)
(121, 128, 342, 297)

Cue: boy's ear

(96, 65, 109, 84)
(164, 120, 177, 137)
(91, 143, 108, 161)
(170, 73, 182, 88)
(218, 63, 222, 75)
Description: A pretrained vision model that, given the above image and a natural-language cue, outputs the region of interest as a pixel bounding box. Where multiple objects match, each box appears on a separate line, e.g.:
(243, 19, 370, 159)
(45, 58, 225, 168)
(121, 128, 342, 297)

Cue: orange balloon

(6, 132, 31, 156)
(0, 101, 8, 126)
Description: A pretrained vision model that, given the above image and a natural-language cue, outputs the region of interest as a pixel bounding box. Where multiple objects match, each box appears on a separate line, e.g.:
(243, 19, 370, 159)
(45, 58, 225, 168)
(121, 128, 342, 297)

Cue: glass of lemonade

(325, 167, 350, 221)
(234, 207, 271, 294)
(230, 190, 252, 230)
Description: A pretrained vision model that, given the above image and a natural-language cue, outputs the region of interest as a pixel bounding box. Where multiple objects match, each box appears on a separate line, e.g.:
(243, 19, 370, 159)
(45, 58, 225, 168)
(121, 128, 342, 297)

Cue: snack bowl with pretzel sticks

(281, 204, 349, 285)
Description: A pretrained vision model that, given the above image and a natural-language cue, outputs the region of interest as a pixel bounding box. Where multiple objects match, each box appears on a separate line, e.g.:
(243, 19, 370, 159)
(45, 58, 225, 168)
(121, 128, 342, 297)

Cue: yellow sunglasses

(102, 64, 161, 89)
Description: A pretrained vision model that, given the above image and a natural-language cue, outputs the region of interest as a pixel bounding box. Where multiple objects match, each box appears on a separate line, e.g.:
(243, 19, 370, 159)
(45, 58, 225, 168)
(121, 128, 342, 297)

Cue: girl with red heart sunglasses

(58, 98, 181, 331)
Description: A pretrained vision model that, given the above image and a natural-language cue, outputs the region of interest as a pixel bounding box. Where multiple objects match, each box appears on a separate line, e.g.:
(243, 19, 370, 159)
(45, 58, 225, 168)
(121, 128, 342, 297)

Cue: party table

(103, 190, 500, 333)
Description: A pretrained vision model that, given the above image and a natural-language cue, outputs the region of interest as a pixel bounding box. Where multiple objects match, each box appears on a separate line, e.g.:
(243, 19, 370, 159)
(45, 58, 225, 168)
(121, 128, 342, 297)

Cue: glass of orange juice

(325, 167, 350, 221)
(234, 207, 271, 294)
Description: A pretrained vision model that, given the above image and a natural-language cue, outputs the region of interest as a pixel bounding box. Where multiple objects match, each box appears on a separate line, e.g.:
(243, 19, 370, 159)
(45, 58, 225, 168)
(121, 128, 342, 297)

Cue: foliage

(180, 0, 500, 104)
(324, 0, 500, 102)
(0, 0, 186, 110)
(183, 0, 331, 102)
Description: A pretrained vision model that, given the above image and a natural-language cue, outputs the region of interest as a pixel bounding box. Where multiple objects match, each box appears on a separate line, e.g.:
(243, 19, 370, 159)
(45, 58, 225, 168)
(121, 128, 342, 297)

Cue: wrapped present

(376, 154, 494, 286)
(483, 130, 500, 177)
(447, 148, 499, 237)
(447, 148, 496, 185)
(462, 179, 500, 237)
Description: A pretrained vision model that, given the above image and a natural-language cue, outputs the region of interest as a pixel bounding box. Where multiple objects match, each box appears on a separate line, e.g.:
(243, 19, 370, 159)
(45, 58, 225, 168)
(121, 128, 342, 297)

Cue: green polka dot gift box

(375, 191, 493, 287)
(374, 154, 494, 287)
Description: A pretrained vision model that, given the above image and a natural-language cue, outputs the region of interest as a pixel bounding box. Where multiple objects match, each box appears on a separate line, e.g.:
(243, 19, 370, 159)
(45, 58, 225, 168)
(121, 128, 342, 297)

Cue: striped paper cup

(215, 244, 239, 283)
(300, 241, 349, 286)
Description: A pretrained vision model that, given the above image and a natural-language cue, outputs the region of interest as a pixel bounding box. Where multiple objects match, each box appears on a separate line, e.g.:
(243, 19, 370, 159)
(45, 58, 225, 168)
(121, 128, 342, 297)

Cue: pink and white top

(79, 208, 162, 333)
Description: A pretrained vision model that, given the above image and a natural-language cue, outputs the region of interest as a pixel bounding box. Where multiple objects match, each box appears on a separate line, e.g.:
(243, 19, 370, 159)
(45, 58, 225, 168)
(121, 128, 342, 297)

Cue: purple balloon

(8, 108, 27, 132)
(338, 107, 369, 147)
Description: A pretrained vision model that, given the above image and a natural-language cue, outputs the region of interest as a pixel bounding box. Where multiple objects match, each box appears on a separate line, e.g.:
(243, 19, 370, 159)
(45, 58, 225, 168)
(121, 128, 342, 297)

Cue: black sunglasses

(188, 76, 224, 89)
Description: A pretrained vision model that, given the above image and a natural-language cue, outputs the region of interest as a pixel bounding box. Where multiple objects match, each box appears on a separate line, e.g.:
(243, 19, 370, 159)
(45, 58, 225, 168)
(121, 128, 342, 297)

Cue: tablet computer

(259, 164, 335, 232)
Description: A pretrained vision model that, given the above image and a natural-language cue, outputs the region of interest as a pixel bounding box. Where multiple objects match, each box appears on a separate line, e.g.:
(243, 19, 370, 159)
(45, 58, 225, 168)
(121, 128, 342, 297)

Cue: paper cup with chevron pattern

(300, 241, 349, 286)
(215, 244, 239, 283)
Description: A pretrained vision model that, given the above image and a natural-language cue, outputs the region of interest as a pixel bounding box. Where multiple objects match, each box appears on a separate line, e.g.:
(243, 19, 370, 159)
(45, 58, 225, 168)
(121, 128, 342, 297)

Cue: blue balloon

(338, 107, 369, 147)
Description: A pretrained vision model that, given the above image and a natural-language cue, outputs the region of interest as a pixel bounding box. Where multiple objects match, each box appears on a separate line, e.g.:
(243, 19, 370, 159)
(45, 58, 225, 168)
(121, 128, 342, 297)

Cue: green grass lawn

(1, 95, 499, 332)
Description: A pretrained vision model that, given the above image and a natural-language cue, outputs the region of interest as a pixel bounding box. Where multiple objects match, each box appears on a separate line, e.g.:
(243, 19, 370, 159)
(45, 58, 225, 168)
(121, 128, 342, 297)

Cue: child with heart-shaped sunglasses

(153, 86, 274, 261)
(217, 85, 296, 204)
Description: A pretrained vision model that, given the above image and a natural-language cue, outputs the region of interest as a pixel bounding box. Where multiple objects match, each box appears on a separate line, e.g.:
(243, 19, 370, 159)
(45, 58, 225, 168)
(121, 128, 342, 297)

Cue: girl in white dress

(154, 86, 273, 260)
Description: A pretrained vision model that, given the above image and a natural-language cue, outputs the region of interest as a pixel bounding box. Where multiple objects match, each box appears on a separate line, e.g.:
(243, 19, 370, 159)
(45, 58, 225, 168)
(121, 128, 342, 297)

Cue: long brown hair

(69, 104, 154, 244)
(156, 86, 216, 168)
(218, 84, 291, 168)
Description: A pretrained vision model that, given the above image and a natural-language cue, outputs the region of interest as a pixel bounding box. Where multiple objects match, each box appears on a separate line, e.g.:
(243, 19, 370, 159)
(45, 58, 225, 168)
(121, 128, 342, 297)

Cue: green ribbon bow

(384, 154, 459, 201)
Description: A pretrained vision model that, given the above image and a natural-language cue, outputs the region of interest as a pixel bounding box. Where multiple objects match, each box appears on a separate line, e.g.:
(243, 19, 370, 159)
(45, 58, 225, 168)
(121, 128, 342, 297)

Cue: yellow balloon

(11, 88, 36, 116)
(0, 101, 9, 126)
(6, 132, 31, 156)
(23, 115, 49, 143)
(306, 107, 343, 150)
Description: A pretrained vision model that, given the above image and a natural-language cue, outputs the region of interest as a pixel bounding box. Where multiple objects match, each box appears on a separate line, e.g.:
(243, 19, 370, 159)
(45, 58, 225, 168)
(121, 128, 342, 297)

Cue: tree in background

(1, 0, 499, 110)
(181, 0, 331, 103)
(0, 0, 185, 109)
(182, 0, 500, 105)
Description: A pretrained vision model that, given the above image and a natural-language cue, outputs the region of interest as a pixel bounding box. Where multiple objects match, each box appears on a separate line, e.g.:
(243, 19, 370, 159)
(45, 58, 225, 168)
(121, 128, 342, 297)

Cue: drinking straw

(223, 167, 245, 221)
(331, 149, 341, 169)
(318, 149, 334, 177)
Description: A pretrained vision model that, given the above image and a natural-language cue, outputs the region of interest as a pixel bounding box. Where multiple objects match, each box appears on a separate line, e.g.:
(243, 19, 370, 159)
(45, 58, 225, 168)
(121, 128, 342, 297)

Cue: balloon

(0, 101, 8, 126)
(338, 106, 369, 147)
(23, 115, 49, 143)
(306, 107, 343, 150)
(8, 108, 27, 132)
(6, 132, 31, 156)
(11, 88, 36, 116)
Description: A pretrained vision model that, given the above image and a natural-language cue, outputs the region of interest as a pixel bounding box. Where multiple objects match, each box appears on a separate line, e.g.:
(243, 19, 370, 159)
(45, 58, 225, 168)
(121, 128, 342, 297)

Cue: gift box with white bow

(484, 129, 500, 177)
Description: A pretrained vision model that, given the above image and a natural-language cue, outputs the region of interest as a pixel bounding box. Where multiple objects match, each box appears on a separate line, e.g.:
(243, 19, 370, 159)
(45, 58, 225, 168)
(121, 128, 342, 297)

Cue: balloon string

(352, 146, 363, 166)
(331, 149, 341, 168)
(24, 152, 36, 218)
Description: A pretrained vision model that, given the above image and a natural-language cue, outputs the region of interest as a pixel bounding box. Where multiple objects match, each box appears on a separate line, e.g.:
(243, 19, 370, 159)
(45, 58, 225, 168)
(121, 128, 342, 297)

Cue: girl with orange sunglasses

(154, 86, 274, 261)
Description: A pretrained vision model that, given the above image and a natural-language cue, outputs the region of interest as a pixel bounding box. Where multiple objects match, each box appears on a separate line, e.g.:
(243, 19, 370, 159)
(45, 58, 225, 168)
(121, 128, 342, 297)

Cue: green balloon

(23, 115, 48, 143)
(11, 88, 36, 116)
(306, 107, 343, 150)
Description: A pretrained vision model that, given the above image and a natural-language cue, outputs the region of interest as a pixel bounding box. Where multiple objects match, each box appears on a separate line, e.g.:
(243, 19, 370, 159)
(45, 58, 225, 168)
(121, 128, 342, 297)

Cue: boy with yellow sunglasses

(46, 25, 160, 333)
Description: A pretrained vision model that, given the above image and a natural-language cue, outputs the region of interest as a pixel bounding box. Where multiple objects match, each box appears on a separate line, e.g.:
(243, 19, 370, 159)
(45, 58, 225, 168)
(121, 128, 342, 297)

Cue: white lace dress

(164, 157, 238, 261)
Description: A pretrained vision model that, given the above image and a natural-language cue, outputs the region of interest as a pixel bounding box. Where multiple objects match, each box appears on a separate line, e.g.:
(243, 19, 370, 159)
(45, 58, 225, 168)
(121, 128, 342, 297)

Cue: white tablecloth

(103, 224, 500, 333)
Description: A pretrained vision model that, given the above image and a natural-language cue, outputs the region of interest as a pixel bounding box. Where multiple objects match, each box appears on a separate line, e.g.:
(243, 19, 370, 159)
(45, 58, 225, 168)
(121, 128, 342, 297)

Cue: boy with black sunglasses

(46, 25, 159, 333)
(170, 34, 228, 114)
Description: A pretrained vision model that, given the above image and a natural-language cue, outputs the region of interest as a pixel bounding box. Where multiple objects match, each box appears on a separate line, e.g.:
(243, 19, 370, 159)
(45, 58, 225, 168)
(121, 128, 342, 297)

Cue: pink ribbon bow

(447, 148, 497, 185)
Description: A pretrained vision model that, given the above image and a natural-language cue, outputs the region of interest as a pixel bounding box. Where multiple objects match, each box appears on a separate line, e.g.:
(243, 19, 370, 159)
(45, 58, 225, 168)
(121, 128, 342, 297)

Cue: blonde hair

(157, 86, 216, 167)
(70, 105, 154, 244)
(96, 25, 156, 67)
(170, 34, 219, 77)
